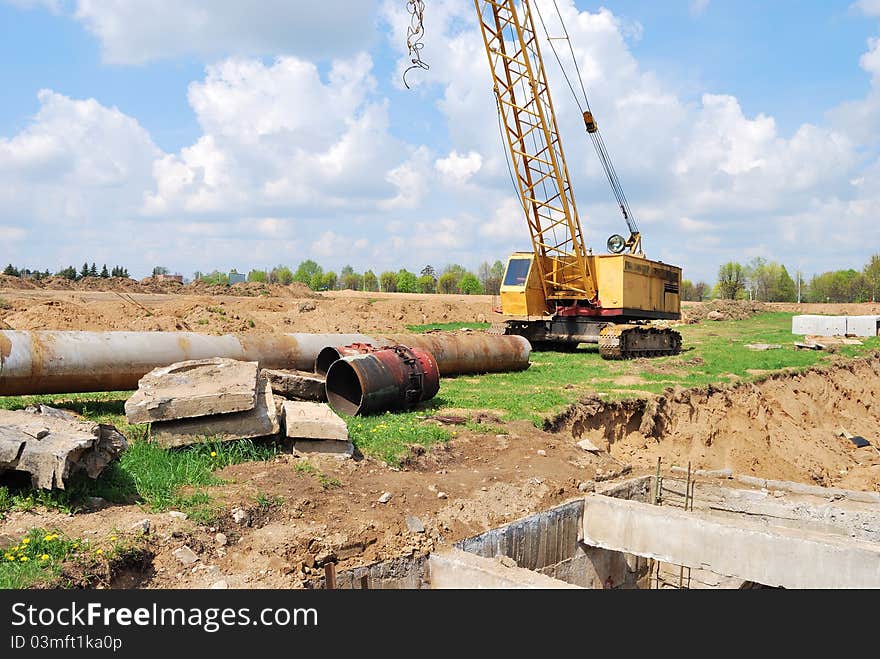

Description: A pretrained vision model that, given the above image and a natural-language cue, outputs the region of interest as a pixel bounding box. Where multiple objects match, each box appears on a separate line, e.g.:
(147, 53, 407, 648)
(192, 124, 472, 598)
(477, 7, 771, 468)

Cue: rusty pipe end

(315, 346, 345, 377)
(325, 358, 366, 416)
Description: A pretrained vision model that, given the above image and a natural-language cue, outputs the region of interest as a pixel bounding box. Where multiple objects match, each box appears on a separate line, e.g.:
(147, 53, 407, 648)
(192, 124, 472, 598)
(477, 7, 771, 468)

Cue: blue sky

(1, 0, 878, 283)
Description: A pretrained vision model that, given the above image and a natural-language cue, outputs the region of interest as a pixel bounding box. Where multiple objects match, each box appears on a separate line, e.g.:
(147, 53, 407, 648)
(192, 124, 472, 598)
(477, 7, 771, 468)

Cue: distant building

(155, 274, 184, 284)
(228, 270, 246, 285)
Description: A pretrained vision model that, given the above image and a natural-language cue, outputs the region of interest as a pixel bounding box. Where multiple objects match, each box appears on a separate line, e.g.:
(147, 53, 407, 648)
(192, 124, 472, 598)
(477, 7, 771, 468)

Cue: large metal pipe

(0, 330, 531, 396)
(325, 346, 440, 416)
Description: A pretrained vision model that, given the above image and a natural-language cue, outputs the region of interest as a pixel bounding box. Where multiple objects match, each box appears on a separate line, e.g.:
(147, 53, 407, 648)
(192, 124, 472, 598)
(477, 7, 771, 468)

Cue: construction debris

(125, 358, 259, 424)
(262, 368, 326, 402)
(745, 344, 782, 351)
(148, 372, 279, 448)
(795, 341, 826, 351)
(836, 429, 873, 450)
(282, 401, 353, 457)
(0, 405, 127, 489)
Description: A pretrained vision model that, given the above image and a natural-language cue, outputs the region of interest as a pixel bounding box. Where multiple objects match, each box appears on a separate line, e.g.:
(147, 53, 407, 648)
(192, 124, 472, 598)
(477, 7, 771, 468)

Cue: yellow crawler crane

(470, 0, 682, 359)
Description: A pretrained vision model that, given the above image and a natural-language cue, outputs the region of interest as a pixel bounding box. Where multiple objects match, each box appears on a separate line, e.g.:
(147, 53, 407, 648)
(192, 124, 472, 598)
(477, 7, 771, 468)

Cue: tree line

(192, 260, 506, 295)
(711, 254, 879, 303)
(3, 263, 130, 280)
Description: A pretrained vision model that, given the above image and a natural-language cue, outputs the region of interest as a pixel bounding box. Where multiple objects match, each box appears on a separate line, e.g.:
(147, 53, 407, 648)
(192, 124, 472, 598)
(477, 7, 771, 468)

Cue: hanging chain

(403, 0, 429, 89)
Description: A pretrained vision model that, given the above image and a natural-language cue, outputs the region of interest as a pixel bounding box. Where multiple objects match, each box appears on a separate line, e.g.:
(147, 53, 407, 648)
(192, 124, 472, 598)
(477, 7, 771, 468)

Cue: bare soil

(2, 288, 879, 589)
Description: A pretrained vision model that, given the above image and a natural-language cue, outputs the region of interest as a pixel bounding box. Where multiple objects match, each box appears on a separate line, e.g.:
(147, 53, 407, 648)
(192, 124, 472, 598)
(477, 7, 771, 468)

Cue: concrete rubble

(148, 372, 279, 448)
(282, 401, 353, 456)
(262, 369, 326, 402)
(0, 405, 127, 490)
(125, 358, 259, 424)
(124, 357, 354, 455)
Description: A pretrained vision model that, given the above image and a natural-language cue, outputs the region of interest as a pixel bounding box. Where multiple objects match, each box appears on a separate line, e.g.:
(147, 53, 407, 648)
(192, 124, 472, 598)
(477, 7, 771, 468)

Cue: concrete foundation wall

(428, 549, 581, 589)
(792, 314, 880, 337)
(656, 480, 880, 544)
(582, 494, 880, 589)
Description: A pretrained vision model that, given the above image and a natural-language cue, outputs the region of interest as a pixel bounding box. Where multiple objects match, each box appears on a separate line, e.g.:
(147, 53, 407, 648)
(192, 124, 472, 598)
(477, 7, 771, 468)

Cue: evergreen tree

(89, 262, 98, 277)
(100, 264, 109, 278)
(80, 262, 90, 280)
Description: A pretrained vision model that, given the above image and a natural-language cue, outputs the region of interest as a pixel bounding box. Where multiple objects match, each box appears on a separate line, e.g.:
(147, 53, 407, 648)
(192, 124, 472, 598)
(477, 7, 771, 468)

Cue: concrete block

(0, 406, 128, 490)
(846, 316, 880, 337)
(791, 315, 847, 337)
(428, 549, 582, 589)
(294, 439, 354, 457)
(262, 368, 326, 402)
(581, 494, 880, 589)
(282, 401, 349, 441)
(149, 374, 279, 448)
(126, 358, 258, 424)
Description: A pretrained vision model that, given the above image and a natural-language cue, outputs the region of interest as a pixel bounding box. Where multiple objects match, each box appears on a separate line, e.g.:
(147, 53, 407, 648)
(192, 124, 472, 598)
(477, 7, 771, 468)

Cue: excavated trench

(546, 355, 880, 490)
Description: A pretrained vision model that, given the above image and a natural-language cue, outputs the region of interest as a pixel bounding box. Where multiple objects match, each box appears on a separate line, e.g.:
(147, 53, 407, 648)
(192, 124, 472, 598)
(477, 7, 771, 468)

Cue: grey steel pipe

(0, 330, 531, 396)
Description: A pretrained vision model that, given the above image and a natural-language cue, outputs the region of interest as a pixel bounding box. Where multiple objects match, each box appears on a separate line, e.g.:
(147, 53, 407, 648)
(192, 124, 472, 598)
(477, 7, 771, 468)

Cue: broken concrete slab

(745, 343, 782, 351)
(294, 439, 354, 457)
(428, 548, 582, 589)
(148, 373, 279, 448)
(282, 401, 349, 441)
(794, 341, 825, 351)
(262, 369, 326, 402)
(0, 406, 127, 490)
(125, 358, 258, 424)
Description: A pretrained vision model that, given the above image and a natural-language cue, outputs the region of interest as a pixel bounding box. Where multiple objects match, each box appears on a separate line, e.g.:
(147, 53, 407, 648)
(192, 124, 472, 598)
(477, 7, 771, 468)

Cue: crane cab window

(503, 258, 532, 287)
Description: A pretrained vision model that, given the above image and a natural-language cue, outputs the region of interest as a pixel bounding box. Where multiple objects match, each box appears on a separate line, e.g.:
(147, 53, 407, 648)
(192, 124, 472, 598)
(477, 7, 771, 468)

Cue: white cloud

(435, 150, 483, 185)
(689, 0, 710, 17)
(72, 0, 380, 65)
(144, 53, 408, 218)
(4, 0, 63, 12)
(855, 0, 880, 17)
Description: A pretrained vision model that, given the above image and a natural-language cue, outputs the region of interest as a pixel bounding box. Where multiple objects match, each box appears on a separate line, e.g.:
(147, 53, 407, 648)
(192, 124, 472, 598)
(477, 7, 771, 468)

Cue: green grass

(0, 392, 280, 520)
(394, 312, 880, 431)
(0, 529, 85, 589)
(405, 322, 492, 333)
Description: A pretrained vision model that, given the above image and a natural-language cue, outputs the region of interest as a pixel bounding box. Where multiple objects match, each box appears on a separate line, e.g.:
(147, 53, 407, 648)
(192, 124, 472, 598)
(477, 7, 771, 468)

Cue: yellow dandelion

(5, 555, 14, 561)
(20, 556, 28, 562)
(211, 451, 217, 457)
(44, 534, 53, 542)
(21, 538, 30, 545)
(95, 549, 103, 555)
(72, 544, 79, 550)
(40, 554, 49, 561)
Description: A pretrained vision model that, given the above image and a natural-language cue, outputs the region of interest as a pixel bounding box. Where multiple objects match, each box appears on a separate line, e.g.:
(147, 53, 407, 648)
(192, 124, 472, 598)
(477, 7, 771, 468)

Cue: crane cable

(403, 0, 430, 89)
(533, 0, 640, 241)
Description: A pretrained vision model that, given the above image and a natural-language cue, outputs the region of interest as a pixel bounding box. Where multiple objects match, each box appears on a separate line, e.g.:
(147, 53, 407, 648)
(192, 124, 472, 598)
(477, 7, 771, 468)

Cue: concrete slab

(0, 406, 128, 489)
(792, 315, 848, 337)
(294, 439, 354, 457)
(125, 358, 258, 424)
(581, 494, 880, 589)
(282, 401, 349, 441)
(262, 369, 326, 402)
(149, 374, 279, 448)
(428, 548, 582, 589)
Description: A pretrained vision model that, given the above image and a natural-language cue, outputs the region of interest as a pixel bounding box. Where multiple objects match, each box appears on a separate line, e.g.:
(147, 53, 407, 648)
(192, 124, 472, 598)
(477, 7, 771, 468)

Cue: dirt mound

(0, 275, 37, 290)
(681, 300, 767, 323)
(0, 274, 321, 299)
(547, 354, 880, 492)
